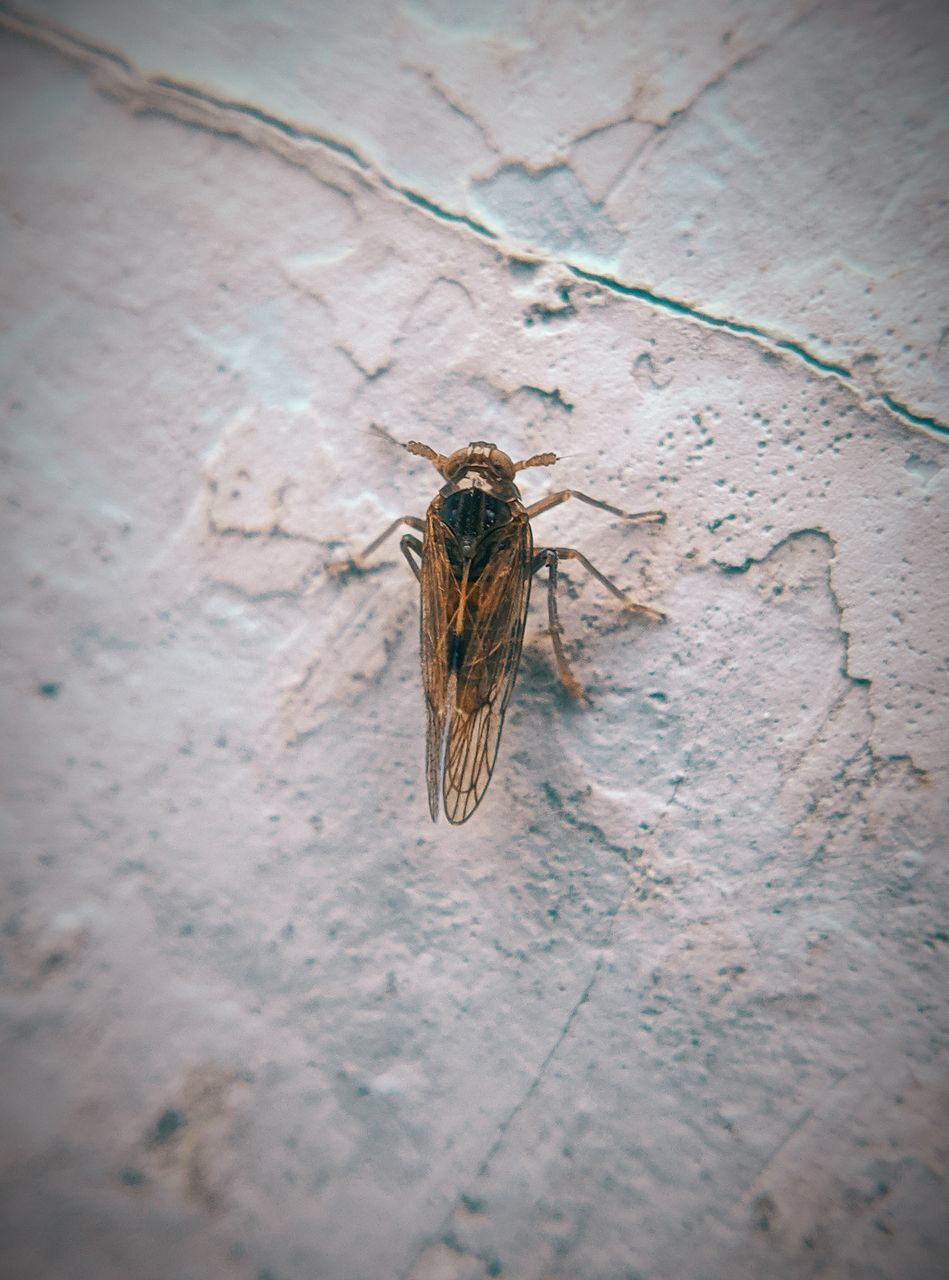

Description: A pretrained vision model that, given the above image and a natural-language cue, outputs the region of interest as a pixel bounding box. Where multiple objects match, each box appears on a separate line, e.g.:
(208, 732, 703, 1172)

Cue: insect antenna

(368, 424, 449, 474)
(405, 440, 450, 473)
(514, 451, 559, 472)
(368, 422, 405, 449)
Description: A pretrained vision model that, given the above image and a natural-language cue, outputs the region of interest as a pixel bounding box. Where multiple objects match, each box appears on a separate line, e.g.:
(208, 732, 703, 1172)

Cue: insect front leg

(545, 546, 666, 621)
(325, 515, 425, 578)
(526, 489, 666, 525)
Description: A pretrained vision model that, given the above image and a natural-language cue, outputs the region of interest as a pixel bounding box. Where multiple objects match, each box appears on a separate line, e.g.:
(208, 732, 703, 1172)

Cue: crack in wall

(403, 766, 687, 1278)
(334, 343, 392, 383)
(397, 186, 497, 240)
(794, 744, 931, 869)
(410, 62, 500, 156)
(515, 384, 574, 413)
(647, 0, 825, 135)
(2, 3, 945, 443)
(712, 527, 868, 688)
(207, 519, 322, 545)
(541, 781, 630, 863)
(879, 393, 947, 438)
(482, 965, 600, 1180)
(568, 264, 853, 379)
(569, 266, 946, 440)
(402, 958, 604, 1280)
(566, 5, 824, 207)
(0, 4, 373, 173)
(201, 578, 312, 606)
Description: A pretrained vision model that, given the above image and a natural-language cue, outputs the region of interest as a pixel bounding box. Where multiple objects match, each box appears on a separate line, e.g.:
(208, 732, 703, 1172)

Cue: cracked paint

(0, 4, 947, 1280)
(3, 3, 947, 433)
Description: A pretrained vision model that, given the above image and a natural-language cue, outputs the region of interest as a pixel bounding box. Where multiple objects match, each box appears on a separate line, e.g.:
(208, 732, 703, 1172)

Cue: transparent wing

(441, 700, 506, 824)
(420, 512, 532, 824)
(419, 511, 455, 821)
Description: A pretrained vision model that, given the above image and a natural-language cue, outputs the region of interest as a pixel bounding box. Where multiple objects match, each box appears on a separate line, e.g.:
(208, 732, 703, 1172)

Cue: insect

(330, 439, 666, 824)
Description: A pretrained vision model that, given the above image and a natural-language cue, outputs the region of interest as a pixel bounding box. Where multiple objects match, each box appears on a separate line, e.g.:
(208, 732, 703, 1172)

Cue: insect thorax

(436, 472, 523, 573)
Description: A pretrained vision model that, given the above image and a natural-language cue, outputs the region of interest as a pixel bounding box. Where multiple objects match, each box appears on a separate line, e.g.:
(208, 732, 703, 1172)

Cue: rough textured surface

(1, 3, 947, 1279)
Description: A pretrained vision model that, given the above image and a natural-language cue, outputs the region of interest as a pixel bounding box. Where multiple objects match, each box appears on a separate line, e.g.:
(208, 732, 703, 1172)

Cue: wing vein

(419, 512, 532, 824)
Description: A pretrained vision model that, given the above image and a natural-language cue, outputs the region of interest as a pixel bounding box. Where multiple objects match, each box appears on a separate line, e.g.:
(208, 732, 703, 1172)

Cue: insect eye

(488, 449, 515, 478)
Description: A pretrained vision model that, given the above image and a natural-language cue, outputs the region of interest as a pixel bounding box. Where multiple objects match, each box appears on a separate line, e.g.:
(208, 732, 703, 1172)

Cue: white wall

(1, 3, 946, 1278)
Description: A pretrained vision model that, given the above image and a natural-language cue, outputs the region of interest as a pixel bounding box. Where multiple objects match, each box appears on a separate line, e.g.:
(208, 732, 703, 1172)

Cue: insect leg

(533, 548, 587, 702)
(326, 515, 425, 577)
(400, 534, 423, 582)
(526, 490, 666, 524)
(544, 546, 666, 621)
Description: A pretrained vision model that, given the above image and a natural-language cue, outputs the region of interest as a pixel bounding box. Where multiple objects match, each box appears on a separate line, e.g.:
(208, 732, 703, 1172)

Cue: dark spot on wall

(152, 1108, 187, 1144)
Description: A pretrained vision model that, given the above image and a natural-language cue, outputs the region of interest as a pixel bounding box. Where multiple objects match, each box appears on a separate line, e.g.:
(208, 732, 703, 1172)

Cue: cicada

(331, 440, 666, 824)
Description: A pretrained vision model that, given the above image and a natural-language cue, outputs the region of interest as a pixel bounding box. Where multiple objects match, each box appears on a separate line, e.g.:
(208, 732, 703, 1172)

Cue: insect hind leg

(533, 548, 587, 702)
(549, 546, 666, 621)
(534, 545, 666, 702)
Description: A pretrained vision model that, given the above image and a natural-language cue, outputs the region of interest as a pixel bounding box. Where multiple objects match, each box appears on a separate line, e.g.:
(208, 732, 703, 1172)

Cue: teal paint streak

(159, 80, 499, 241)
(151, 77, 372, 170)
(568, 266, 948, 438)
(568, 265, 852, 379)
(16, 3, 944, 440)
(880, 395, 949, 439)
(397, 188, 497, 239)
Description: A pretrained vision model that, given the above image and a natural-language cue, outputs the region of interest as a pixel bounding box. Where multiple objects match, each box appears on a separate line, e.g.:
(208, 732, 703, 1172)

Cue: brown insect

(331, 439, 666, 824)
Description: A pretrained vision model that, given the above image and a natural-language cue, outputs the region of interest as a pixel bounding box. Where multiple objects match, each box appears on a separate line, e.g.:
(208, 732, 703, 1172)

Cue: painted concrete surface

(0, 3, 946, 1278)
